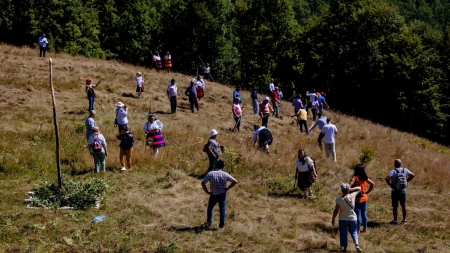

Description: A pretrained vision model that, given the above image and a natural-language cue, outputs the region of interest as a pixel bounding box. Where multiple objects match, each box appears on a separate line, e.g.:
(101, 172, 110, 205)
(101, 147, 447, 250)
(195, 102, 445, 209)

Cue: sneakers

(308, 189, 312, 196)
(390, 220, 398, 225)
(121, 167, 126, 171)
(355, 244, 362, 252)
(400, 220, 407, 224)
(154, 149, 159, 157)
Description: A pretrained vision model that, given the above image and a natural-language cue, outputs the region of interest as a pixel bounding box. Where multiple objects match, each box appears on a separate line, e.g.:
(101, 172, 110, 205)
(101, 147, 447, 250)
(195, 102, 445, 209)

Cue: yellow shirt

(297, 109, 307, 121)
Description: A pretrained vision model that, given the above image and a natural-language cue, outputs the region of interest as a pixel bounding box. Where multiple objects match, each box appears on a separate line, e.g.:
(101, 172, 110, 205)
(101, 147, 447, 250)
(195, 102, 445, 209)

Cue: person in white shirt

(321, 118, 338, 162)
(195, 75, 205, 100)
(306, 90, 317, 113)
(203, 63, 212, 81)
(115, 102, 128, 133)
(167, 79, 178, 113)
(38, 34, 48, 57)
(153, 51, 162, 72)
(135, 72, 144, 98)
(268, 78, 275, 93)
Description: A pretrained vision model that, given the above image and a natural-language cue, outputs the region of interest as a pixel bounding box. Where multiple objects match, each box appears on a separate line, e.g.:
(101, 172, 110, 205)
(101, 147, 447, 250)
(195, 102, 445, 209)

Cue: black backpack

(393, 168, 408, 191)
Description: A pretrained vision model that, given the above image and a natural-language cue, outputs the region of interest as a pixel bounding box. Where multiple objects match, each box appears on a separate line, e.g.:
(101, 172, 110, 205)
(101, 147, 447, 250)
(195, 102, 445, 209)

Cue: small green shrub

(359, 145, 374, 165)
(31, 175, 108, 209)
(155, 242, 177, 253)
(105, 85, 115, 93)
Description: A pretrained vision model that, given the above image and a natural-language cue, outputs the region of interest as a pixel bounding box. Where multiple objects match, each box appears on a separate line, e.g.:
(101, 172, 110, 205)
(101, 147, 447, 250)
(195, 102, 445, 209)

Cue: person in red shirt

(271, 87, 281, 118)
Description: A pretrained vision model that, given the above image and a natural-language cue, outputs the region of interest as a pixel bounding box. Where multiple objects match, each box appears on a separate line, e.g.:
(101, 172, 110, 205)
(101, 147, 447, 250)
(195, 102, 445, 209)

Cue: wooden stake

(49, 58, 62, 189)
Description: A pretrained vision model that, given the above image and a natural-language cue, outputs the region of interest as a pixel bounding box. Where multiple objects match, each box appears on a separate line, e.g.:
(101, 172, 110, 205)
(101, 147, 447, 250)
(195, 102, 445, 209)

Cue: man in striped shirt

(201, 159, 238, 229)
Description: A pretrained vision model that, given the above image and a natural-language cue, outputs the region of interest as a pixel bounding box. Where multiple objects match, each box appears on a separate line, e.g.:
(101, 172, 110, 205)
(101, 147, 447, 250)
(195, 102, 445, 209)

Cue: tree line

(1, 0, 450, 145)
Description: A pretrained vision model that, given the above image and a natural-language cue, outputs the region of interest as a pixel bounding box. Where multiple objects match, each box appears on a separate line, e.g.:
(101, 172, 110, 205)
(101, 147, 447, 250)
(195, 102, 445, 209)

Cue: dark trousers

(298, 120, 309, 135)
(207, 193, 227, 228)
(189, 97, 199, 112)
(39, 46, 47, 57)
(262, 113, 269, 127)
(170, 96, 177, 113)
(318, 132, 325, 149)
(208, 154, 219, 172)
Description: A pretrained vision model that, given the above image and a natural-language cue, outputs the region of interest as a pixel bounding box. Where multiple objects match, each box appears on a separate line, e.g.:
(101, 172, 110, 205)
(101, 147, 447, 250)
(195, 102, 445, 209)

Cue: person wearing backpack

(116, 126, 134, 171)
(385, 159, 415, 225)
(294, 149, 317, 199)
(88, 127, 108, 173)
(349, 164, 375, 233)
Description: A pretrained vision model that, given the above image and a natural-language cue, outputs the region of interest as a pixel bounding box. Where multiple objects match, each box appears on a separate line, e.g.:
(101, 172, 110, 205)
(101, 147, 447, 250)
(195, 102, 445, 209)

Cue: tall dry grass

(0, 44, 449, 252)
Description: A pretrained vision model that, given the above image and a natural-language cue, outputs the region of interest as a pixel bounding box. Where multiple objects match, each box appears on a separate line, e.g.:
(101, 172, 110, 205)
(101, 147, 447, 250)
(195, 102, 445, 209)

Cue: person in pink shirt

(232, 97, 243, 133)
(259, 97, 274, 127)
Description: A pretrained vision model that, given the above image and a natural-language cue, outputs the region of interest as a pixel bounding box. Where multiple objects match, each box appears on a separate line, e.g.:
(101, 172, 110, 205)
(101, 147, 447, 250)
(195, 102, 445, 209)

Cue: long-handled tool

(232, 117, 242, 133)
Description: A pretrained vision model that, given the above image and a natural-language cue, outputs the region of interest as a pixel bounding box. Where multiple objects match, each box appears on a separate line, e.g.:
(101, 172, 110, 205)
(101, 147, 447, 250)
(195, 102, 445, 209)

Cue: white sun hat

(210, 129, 219, 137)
(116, 101, 125, 107)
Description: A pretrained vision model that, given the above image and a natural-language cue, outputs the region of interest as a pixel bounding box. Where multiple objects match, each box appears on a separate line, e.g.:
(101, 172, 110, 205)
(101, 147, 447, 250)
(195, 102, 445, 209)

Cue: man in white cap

(115, 102, 128, 133)
(204, 129, 224, 172)
(259, 97, 274, 128)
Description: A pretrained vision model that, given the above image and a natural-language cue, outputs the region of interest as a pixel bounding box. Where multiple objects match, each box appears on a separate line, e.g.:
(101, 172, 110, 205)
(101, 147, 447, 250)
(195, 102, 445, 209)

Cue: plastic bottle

(92, 215, 106, 223)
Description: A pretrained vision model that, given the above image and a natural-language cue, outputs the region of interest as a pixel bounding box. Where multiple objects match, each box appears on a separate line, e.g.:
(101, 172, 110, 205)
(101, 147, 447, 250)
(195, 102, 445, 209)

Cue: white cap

(264, 97, 270, 101)
(210, 129, 219, 137)
(116, 101, 125, 107)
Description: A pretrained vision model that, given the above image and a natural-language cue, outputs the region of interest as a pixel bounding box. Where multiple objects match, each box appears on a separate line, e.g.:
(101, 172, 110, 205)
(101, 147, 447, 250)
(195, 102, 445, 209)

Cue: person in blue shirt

(250, 87, 259, 114)
(115, 102, 128, 133)
(233, 85, 242, 104)
(85, 110, 97, 141)
(38, 34, 48, 57)
(318, 92, 330, 112)
(185, 79, 199, 113)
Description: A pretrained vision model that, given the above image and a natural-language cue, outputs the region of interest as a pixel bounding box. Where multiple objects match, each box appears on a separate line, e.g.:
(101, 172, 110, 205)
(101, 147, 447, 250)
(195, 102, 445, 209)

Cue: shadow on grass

(268, 189, 306, 199)
(188, 172, 207, 179)
(167, 224, 217, 234)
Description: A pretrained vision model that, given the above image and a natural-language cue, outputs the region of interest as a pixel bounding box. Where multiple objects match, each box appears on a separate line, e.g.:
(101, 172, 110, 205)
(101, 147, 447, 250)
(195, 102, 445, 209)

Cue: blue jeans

(92, 151, 106, 173)
(354, 201, 368, 230)
(207, 193, 227, 228)
(339, 220, 358, 248)
(252, 99, 259, 114)
(88, 96, 95, 111)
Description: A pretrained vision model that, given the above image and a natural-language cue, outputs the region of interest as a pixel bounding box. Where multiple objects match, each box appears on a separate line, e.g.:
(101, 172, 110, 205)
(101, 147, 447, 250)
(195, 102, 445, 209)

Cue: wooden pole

(49, 58, 62, 189)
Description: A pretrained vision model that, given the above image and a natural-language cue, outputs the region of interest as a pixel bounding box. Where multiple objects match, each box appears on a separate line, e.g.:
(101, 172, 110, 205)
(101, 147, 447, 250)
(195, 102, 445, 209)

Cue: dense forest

(1, 0, 449, 145)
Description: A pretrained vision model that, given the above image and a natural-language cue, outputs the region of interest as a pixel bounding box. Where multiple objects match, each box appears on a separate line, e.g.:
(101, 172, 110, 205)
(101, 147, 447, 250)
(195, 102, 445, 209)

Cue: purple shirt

(292, 98, 303, 112)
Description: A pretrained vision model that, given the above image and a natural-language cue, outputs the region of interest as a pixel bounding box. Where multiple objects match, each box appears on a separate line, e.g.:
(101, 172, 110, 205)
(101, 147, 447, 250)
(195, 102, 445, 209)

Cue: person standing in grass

(88, 127, 108, 173)
(332, 183, 363, 253)
(259, 97, 274, 128)
(85, 110, 96, 141)
(309, 112, 327, 150)
(195, 75, 205, 101)
(385, 159, 415, 225)
(250, 86, 259, 115)
(167, 79, 177, 114)
(201, 159, 238, 229)
(252, 125, 273, 154)
(311, 95, 320, 121)
(292, 94, 303, 114)
(153, 51, 162, 72)
(268, 78, 275, 93)
(85, 77, 101, 111)
(271, 87, 281, 118)
(115, 102, 128, 133)
(321, 118, 338, 162)
(349, 164, 375, 232)
(164, 51, 172, 74)
(117, 126, 134, 171)
(38, 33, 48, 57)
(203, 63, 212, 81)
(294, 149, 317, 198)
(185, 79, 199, 113)
(143, 115, 165, 157)
(135, 72, 144, 98)
(292, 107, 308, 135)
(232, 97, 243, 133)
(205, 129, 224, 172)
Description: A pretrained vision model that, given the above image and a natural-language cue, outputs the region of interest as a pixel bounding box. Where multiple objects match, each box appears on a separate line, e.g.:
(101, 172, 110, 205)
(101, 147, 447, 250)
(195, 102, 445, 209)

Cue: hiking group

(81, 62, 416, 250)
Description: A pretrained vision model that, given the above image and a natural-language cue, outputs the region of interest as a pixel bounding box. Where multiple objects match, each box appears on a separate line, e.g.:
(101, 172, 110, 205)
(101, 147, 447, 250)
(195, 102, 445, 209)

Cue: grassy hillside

(0, 44, 449, 253)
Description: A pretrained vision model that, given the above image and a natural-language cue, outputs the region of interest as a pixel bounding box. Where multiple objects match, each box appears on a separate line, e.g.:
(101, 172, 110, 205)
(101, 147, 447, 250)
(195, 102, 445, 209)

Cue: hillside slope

(0, 45, 450, 252)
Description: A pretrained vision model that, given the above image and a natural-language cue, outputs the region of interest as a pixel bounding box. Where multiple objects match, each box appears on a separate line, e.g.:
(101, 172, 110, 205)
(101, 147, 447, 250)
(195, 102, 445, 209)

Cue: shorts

(391, 190, 406, 208)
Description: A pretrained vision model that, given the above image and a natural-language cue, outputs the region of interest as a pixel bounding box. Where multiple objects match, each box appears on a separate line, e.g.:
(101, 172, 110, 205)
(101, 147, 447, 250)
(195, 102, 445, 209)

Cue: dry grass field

(0, 44, 450, 253)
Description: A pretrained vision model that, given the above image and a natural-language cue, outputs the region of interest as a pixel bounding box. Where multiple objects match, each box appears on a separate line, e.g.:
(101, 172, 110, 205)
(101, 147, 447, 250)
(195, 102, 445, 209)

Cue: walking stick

(328, 109, 341, 125)
(253, 113, 269, 124)
(96, 97, 105, 113)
